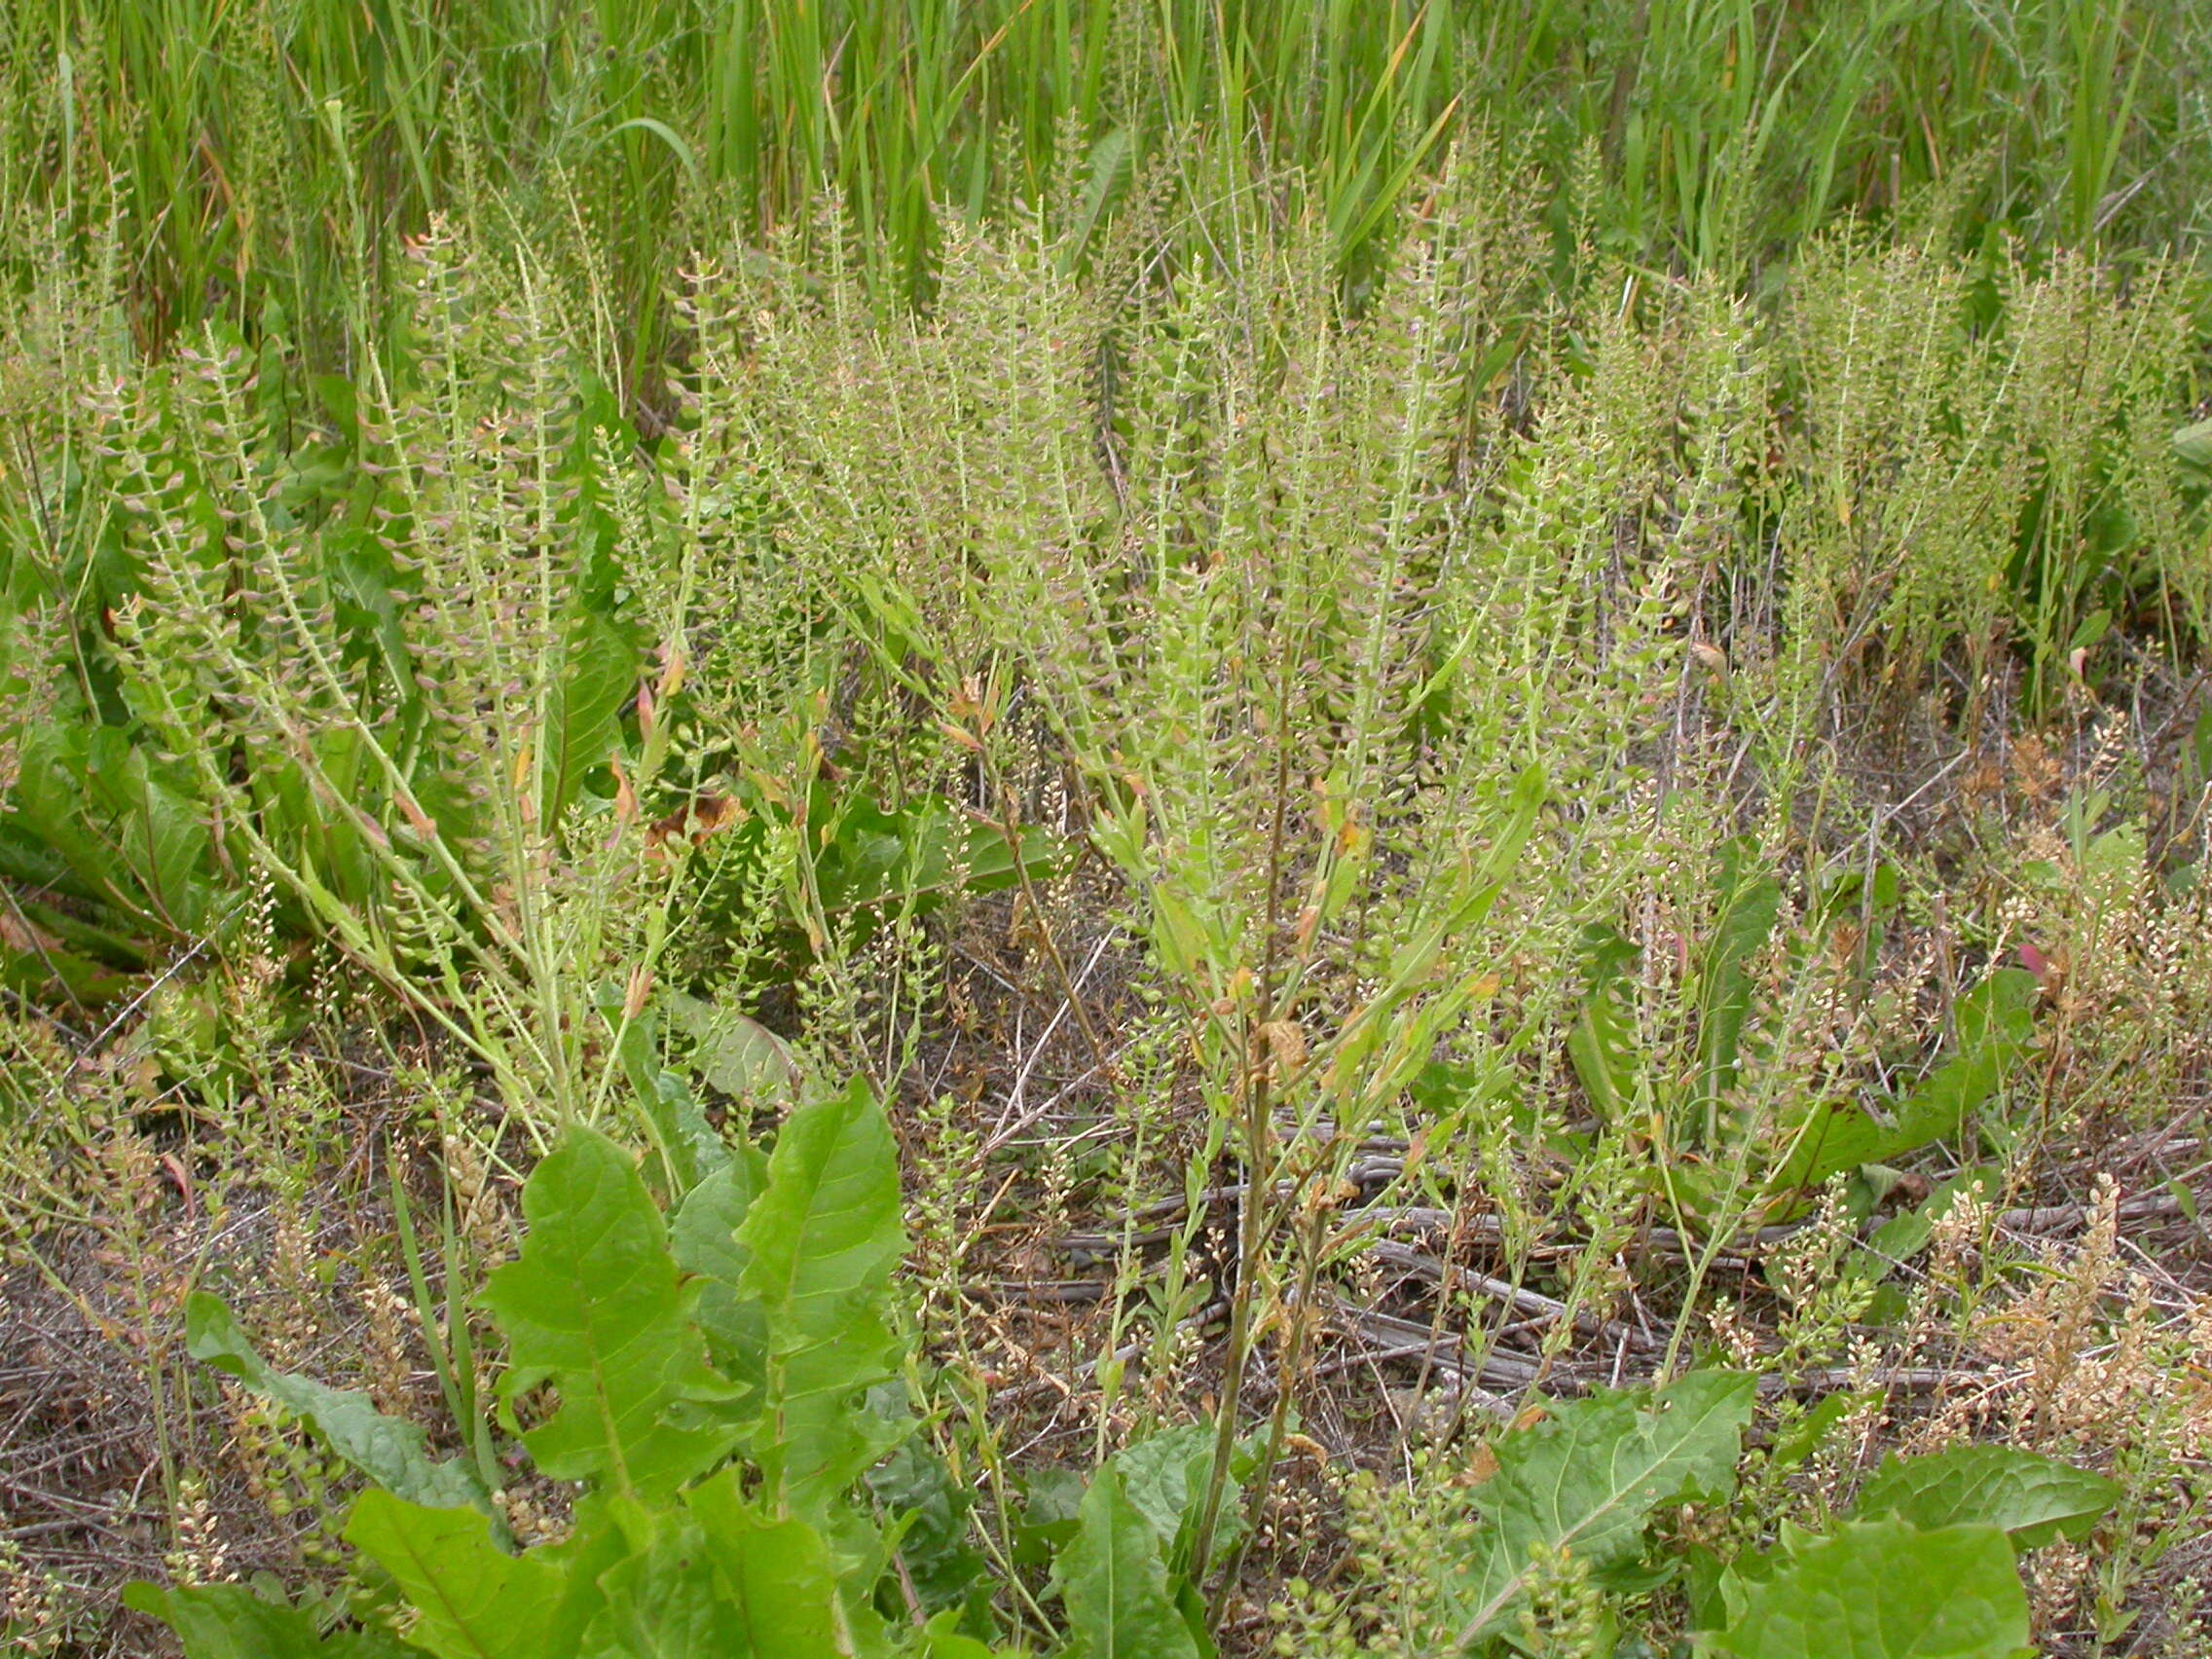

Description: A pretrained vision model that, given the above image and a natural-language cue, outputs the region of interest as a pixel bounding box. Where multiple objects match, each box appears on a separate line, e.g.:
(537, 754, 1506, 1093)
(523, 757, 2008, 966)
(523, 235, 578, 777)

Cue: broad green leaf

(736, 1077, 907, 1520)
(1682, 1542, 1737, 1632)
(541, 609, 637, 827)
(0, 932, 135, 1004)
(86, 732, 215, 931)
(664, 988, 803, 1106)
(1891, 970, 2040, 1149)
(812, 794, 1060, 916)
(608, 998, 728, 1195)
(1110, 1422, 1243, 1578)
(345, 1493, 569, 1659)
(123, 1582, 411, 1657)
(1059, 126, 1132, 271)
(1844, 1201, 1936, 1286)
(1713, 1520, 2031, 1658)
(1773, 1111, 1920, 1205)
(920, 1607, 1021, 1657)
(483, 1128, 738, 1501)
(1448, 1369, 1755, 1644)
(866, 1438, 989, 1620)
(1770, 970, 2036, 1199)
(1767, 1389, 1870, 1472)
(1567, 923, 1641, 1123)
(1052, 1464, 1203, 1659)
(578, 1510, 751, 1659)
(11, 724, 212, 936)
(185, 1292, 485, 1512)
(1012, 1469, 1089, 1568)
(539, 1495, 638, 1658)
(1695, 838, 1784, 1109)
(683, 1469, 852, 1655)
(1854, 1446, 2120, 1551)
(1112, 1422, 1214, 1559)
(670, 1152, 772, 1396)
(635, 1062, 727, 1196)
(2175, 417, 2212, 474)
(0, 826, 153, 964)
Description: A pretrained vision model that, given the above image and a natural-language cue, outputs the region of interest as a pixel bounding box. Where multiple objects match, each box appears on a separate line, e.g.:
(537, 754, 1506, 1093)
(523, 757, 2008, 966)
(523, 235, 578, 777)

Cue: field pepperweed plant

(2, 3, 2212, 1656)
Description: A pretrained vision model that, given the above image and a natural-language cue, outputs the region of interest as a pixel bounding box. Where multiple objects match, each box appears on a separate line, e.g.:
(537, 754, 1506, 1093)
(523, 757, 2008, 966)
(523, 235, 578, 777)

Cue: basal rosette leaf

(1853, 1444, 2120, 1551)
(540, 607, 639, 829)
(1448, 1369, 1756, 1646)
(1771, 970, 2037, 1199)
(1109, 1421, 1244, 1578)
(682, 1469, 856, 1656)
(1694, 838, 1785, 1111)
(483, 1127, 738, 1501)
(185, 1291, 486, 1512)
(735, 1077, 908, 1521)
(669, 1149, 772, 1398)
(122, 1582, 412, 1657)
(577, 1493, 847, 1659)
(2174, 416, 2212, 474)
(1711, 1520, 2032, 1659)
(866, 1438, 991, 1623)
(344, 1493, 583, 1659)
(1051, 1464, 1204, 1659)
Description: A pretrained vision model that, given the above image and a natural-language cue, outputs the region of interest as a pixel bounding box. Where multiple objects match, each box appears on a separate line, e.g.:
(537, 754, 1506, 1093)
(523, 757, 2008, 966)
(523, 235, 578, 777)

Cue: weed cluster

(4, 8, 2212, 1657)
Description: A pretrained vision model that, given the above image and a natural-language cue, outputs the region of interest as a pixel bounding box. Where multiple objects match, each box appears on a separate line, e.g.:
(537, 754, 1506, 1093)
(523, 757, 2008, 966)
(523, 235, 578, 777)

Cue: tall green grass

(3, 0, 2203, 377)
